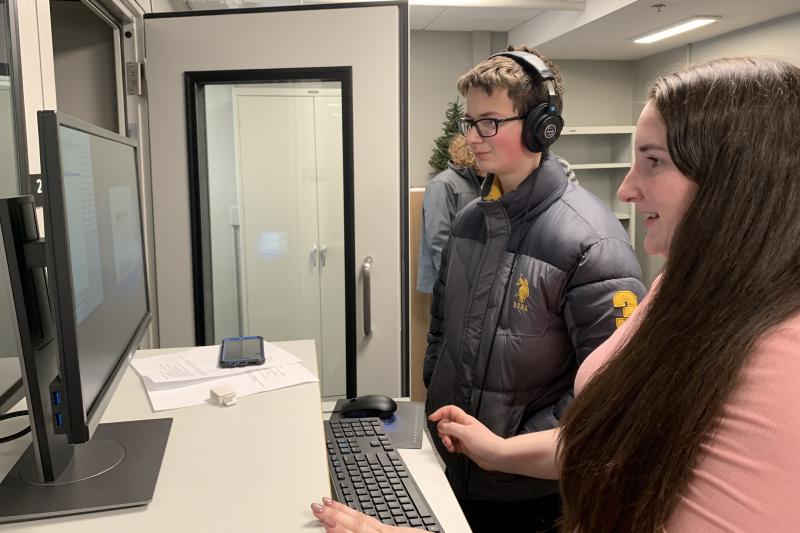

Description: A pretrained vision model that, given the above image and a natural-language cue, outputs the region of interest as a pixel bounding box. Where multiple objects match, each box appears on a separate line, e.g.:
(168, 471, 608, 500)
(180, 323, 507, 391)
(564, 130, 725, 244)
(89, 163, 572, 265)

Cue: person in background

(421, 46, 645, 533)
(417, 134, 484, 294)
(310, 54, 800, 533)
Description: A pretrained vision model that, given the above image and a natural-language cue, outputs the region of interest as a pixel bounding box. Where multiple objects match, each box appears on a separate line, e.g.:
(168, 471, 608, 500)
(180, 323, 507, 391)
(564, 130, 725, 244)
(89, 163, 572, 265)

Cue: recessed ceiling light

(410, 0, 481, 5)
(633, 16, 720, 44)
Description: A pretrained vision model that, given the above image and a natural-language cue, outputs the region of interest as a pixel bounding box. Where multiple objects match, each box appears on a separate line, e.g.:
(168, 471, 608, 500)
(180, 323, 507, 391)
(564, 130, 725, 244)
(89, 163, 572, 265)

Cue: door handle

(362, 256, 373, 336)
(310, 245, 318, 267)
(320, 244, 327, 267)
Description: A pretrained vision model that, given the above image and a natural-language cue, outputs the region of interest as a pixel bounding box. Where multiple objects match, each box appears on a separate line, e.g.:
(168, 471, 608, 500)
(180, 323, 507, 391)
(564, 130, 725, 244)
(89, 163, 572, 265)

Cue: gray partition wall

(143, 4, 409, 397)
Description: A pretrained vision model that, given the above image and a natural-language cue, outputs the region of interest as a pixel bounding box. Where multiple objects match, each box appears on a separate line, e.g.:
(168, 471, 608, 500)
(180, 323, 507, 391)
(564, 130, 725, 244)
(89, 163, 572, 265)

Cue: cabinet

(231, 86, 346, 399)
(556, 126, 635, 247)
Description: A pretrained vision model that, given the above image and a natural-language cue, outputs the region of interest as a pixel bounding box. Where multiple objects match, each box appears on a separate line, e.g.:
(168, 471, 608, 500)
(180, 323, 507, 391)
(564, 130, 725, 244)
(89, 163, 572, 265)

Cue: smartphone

(219, 336, 266, 368)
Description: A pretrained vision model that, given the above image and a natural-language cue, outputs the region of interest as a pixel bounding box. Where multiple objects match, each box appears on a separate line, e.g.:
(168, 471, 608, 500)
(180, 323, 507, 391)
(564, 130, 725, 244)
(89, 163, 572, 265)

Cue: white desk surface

(0, 340, 471, 533)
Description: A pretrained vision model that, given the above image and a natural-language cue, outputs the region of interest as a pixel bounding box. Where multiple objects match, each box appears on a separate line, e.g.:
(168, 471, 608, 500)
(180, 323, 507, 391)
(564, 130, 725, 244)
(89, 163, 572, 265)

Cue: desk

(0, 340, 471, 532)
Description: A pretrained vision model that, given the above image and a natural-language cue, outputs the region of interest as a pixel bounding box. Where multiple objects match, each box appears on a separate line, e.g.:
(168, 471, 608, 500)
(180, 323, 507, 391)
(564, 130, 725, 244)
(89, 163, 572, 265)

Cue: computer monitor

(0, 111, 171, 523)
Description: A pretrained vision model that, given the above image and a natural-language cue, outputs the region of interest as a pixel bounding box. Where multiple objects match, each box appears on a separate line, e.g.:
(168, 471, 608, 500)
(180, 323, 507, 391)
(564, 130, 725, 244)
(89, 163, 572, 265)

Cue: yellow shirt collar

(482, 175, 503, 201)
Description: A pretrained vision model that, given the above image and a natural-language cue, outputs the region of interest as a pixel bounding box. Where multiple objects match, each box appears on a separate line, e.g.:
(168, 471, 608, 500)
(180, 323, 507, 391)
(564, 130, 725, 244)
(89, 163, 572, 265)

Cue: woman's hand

(310, 497, 424, 532)
(428, 405, 505, 471)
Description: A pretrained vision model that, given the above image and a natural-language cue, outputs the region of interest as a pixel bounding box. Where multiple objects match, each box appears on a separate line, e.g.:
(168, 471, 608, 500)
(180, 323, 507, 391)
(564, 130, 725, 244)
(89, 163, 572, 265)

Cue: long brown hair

(558, 57, 800, 532)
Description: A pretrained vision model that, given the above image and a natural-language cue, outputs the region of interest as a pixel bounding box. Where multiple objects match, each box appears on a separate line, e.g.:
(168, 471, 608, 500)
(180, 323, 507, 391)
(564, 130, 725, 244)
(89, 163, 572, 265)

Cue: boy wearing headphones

(423, 47, 646, 532)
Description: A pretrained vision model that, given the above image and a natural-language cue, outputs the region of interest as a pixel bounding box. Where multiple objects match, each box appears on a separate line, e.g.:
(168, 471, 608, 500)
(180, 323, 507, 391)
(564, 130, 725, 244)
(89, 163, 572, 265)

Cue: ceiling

(534, 0, 800, 60)
(411, 6, 544, 32)
(175, 0, 577, 31)
(170, 0, 799, 59)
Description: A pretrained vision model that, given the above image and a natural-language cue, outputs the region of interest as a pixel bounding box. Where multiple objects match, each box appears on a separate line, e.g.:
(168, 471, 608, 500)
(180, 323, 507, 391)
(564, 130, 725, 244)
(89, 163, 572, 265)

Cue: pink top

(575, 276, 800, 532)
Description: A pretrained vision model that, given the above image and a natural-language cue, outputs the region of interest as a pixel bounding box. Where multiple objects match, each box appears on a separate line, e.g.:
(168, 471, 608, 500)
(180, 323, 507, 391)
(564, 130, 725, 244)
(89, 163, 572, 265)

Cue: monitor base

(0, 418, 172, 524)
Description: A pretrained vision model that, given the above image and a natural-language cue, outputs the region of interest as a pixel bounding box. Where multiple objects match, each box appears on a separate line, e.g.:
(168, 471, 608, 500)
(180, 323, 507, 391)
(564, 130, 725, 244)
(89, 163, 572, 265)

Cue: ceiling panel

(410, 6, 446, 30)
(420, 6, 543, 31)
(537, 0, 800, 60)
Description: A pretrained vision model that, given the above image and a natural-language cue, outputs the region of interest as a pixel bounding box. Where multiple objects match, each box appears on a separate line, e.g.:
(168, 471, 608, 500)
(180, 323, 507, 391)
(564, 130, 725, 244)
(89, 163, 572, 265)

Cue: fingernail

(322, 496, 333, 506)
(311, 503, 323, 514)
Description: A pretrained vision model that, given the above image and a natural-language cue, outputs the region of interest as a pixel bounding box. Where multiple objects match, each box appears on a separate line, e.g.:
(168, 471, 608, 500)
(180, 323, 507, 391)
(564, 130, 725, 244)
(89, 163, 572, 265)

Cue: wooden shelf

(571, 162, 631, 170)
(561, 125, 635, 135)
(555, 126, 636, 248)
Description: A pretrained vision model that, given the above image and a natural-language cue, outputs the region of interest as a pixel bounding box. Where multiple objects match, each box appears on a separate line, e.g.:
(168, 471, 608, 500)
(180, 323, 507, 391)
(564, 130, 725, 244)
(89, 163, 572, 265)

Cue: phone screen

(221, 337, 264, 363)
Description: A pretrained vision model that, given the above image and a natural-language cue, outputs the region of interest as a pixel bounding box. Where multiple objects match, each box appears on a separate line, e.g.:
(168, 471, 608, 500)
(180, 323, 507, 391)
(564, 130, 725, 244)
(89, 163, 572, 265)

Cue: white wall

(556, 59, 633, 127)
(690, 11, 800, 66)
(629, 12, 800, 284)
(632, 46, 689, 118)
(410, 31, 473, 188)
(633, 12, 800, 124)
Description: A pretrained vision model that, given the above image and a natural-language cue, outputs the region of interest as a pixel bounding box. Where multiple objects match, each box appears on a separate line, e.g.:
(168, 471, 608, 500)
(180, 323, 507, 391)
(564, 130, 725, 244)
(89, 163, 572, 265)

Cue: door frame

(4, 0, 29, 194)
(0, 0, 30, 414)
(185, 67, 357, 397)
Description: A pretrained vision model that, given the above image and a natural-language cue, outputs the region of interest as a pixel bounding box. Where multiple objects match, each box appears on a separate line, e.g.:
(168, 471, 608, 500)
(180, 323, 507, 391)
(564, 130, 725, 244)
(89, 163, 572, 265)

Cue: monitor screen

(56, 124, 147, 418)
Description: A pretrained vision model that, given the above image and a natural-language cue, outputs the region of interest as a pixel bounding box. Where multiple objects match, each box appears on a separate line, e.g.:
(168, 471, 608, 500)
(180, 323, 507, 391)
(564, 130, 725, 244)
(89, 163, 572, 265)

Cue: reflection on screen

(108, 186, 141, 283)
(58, 125, 147, 415)
(257, 230, 287, 259)
(60, 128, 103, 323)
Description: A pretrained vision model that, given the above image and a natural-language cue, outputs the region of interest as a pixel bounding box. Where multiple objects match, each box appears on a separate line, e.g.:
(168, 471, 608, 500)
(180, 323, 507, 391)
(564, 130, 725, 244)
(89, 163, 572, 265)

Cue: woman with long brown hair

(311, 56, 800, 532)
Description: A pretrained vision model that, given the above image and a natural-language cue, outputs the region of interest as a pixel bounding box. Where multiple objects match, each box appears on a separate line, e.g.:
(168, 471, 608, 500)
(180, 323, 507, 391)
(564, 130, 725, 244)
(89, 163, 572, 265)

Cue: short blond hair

(448, 134, 475, 169)
(457, 45, 564, 116)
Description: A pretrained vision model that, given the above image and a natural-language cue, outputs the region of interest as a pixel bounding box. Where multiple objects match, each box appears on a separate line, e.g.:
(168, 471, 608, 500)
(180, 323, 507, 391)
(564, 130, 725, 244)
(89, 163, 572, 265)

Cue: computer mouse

(339, 395, 397, 420)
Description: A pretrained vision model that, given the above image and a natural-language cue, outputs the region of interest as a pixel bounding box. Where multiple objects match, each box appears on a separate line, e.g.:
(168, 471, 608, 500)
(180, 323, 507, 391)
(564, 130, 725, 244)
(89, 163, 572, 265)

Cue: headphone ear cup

(522, 103, 548, 152)
(534, 112, 563, 148)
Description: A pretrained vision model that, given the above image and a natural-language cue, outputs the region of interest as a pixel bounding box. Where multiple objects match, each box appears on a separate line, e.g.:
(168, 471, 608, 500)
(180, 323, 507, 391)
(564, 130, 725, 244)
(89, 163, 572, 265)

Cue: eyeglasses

(458, 116, 525, 138)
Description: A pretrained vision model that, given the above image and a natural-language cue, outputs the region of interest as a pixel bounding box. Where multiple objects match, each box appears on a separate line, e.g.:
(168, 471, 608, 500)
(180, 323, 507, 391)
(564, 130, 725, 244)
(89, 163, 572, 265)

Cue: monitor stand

(0, 418, 172, 524)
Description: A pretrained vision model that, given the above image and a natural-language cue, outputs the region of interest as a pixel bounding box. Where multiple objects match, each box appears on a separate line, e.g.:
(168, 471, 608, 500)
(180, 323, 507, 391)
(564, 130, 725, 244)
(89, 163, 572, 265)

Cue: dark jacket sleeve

(518, 238, 646, 434)
(422, 180, 456, 274)
(563, 237, 647, 365)
(423, 238, 451, 388)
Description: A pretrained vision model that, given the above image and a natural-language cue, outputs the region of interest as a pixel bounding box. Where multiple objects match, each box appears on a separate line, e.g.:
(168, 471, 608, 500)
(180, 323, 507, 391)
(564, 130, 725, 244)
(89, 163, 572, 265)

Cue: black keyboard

(325, 418, 444, 532)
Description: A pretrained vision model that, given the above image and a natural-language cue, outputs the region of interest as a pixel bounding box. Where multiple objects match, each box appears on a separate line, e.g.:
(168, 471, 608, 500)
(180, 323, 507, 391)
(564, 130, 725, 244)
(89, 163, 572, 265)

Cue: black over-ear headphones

(489, 51, 564, 153)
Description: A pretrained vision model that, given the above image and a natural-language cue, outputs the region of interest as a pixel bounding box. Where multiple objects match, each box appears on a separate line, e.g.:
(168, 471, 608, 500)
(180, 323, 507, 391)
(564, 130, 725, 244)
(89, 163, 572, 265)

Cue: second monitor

(0, 111, 170, 523)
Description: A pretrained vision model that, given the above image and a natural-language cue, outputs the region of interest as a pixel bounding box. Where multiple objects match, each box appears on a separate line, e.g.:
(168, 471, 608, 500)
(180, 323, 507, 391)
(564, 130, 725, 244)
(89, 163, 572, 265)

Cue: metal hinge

(125, 61, 144, 97)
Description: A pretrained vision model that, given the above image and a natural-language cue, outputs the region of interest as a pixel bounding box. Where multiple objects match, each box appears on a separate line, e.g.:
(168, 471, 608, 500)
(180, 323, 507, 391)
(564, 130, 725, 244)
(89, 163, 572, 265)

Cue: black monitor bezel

(38, 110, 151, 444)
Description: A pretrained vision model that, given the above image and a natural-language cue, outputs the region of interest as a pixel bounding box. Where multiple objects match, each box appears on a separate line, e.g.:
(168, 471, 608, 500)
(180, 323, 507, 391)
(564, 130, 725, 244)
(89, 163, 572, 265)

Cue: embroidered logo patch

(513, 274, 530, 313)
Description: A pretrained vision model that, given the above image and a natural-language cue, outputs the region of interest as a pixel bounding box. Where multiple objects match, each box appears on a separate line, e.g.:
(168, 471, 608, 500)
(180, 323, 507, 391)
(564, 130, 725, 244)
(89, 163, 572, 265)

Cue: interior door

(143, 5, 408, 397)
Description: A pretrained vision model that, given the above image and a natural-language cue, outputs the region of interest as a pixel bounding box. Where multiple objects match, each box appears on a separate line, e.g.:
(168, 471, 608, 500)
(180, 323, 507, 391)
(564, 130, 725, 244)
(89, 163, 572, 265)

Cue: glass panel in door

(205, 81, 346, 399)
